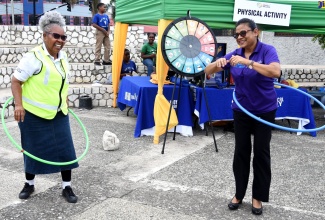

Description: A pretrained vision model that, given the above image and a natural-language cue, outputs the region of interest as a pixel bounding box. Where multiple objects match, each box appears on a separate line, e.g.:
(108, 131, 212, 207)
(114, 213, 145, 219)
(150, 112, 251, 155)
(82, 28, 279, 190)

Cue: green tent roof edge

(115, 0, 325, 34)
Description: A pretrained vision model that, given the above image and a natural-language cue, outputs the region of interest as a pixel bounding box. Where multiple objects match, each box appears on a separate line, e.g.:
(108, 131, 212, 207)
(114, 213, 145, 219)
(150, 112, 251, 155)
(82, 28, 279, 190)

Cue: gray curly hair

(39, 11, 66, 33)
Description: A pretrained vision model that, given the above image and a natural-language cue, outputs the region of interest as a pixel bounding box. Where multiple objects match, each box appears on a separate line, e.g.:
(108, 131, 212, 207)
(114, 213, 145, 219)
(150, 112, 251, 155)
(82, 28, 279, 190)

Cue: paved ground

(0, 106, 324, 220)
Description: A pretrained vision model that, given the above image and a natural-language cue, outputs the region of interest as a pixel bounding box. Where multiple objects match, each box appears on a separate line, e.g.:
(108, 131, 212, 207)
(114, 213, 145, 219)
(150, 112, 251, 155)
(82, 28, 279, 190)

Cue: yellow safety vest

(22, 45, 70, 119)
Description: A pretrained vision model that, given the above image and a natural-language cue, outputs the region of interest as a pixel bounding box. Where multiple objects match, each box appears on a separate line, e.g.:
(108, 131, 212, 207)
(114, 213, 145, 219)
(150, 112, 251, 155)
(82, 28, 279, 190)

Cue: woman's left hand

(229, 55, 248, 66)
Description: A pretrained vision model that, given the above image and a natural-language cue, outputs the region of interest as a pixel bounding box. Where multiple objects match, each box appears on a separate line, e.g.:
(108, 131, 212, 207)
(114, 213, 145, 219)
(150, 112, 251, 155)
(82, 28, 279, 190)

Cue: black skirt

(18, 110, 79, 174)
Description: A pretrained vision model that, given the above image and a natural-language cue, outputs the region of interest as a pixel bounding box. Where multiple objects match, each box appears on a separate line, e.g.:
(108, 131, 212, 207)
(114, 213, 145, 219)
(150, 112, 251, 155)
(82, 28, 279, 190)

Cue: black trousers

(233, 109, 276, 202)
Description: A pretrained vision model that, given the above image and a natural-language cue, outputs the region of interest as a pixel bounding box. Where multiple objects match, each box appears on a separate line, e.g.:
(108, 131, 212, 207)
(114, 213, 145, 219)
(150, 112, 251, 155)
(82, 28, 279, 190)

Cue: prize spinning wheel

(160, 12, 218, 154)
(161, 12, 217, 77)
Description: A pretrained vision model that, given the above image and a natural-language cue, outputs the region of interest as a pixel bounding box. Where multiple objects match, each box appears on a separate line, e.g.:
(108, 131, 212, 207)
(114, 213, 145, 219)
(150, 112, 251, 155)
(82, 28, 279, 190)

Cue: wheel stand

(161, 73, 218, 154)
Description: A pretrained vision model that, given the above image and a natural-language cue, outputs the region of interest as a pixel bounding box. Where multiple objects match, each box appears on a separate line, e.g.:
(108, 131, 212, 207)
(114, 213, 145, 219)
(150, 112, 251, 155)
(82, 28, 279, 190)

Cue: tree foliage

(67, 0, 115, 18)
(88, 0, 99, 16)
(109, 0, 116, 19)
(312, 34, 325, 50)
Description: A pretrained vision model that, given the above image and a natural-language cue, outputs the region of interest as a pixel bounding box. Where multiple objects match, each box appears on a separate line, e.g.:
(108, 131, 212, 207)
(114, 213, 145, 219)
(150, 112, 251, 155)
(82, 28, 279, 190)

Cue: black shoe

(94, 61, 102, 66)
(228, 197, 242, 210)
(19, 183, 35, 199)
(62, 186, 78, 203)
(102, 60, 112, 65)
(252, 205, 263, 215)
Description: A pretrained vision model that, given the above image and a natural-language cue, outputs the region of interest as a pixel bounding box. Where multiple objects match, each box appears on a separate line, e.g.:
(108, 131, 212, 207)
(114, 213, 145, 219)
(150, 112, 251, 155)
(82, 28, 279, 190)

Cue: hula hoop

(232, 82, 325, 133)
(1, 96, 89, 166)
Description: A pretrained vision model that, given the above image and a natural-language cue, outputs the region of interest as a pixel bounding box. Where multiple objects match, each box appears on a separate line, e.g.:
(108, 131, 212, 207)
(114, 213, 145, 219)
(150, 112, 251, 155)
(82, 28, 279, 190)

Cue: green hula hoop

(1, 96, 89, 166)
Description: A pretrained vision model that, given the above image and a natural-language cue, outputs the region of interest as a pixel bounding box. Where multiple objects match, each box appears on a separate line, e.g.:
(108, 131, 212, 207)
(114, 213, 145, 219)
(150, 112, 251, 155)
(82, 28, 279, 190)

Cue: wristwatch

(248, 60, 255, 69)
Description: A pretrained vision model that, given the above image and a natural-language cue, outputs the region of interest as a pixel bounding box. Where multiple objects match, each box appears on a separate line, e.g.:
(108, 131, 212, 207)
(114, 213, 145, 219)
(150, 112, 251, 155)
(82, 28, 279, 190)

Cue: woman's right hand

(205, 58, 228, 75)
(14, 105, 25, 122)
(214, 58, 228, 68)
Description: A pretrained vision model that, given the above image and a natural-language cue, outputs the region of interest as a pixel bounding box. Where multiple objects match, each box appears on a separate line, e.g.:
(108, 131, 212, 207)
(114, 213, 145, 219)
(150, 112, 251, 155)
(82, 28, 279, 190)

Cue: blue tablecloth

(194, 86, 317, 137)
(117, 76, 194, 137)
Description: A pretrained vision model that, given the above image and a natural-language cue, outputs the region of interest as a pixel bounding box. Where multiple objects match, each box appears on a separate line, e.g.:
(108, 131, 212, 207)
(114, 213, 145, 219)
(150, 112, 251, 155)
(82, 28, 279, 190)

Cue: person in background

(106, 48, 137, 84)
(205, 18, 281, 215)
(141, 33, 157, 76)
(92, 3, 112, 66)
(120, 48, 137, 79)
(11, 11, 79, 203)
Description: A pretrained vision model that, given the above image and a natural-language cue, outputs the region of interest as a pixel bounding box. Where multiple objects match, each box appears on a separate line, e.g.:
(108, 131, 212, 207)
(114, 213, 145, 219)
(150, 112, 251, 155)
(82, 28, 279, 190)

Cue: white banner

(233, 0, 292, 26)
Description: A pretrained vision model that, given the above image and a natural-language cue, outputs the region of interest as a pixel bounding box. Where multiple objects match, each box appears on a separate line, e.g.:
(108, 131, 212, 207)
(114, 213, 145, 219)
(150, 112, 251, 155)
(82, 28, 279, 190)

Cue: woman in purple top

(205, 18, 281, 215)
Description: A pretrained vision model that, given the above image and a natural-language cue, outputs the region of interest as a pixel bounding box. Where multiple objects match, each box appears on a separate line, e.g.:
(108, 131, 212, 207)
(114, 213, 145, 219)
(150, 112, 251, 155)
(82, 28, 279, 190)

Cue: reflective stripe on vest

(34, 49, 52, 85)
(22, 96, 59, 110)
(22, 45, 69, 119)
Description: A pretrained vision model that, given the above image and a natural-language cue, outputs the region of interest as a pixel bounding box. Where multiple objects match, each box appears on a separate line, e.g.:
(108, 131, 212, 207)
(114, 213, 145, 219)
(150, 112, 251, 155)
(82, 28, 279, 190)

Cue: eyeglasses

(46, 32, 67, 41)
(233, 30, 253, 39)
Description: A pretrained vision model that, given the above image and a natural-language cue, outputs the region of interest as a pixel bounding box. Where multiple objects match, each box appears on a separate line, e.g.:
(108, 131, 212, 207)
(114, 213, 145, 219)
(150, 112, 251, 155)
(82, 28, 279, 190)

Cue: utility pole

(33, 0, 36, 25)
(11, 0, 15, 25)
(5, 0, 9, 25)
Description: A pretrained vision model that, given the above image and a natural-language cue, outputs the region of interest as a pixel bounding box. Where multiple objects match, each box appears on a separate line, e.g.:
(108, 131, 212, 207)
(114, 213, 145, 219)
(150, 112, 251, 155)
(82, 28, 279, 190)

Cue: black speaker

(79, 95, 92, 110)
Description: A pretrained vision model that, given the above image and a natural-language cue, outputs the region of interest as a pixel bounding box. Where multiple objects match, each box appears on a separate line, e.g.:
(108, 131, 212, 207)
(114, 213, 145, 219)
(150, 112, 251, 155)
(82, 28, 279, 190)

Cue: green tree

(312, 34, 325, 50)
(85, 0, 115, 18)
(85, 0, 100, 16)
(109, 0, 116, 20)
(61, 0, 78, 11)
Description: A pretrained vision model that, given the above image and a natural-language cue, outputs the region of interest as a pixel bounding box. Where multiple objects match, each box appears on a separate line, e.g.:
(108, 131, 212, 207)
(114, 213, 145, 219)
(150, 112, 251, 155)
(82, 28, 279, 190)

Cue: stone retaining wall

(281, 67, 325, 82)
(1, 63, 148, 89)
(1, 25, 325, 66)
(1, 64, 325, 89)
(0, 25, 144, 47)
(1, 46, 145, 65)
(1, 25, 325, 118)
(0, 84, 115, 119)
(68, 84, 114, 108)
(0, 96, 14, 119)
(2, 66, 325, 118)
(0, 25, 145, 64)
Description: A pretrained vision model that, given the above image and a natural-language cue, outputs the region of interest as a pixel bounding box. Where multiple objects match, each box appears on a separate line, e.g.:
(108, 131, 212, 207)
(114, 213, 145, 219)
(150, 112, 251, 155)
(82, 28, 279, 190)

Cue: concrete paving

(0, 106, 325, 220)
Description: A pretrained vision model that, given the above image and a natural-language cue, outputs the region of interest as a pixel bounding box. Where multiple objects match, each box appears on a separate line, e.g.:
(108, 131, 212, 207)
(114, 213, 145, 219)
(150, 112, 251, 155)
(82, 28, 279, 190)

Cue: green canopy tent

(116, 0, 325, 34)
(112, 0, 325, 143)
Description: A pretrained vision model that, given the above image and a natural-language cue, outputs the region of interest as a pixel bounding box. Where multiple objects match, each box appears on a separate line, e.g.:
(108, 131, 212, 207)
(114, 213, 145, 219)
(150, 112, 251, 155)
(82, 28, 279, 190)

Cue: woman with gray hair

(11, 11, 79, 203)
